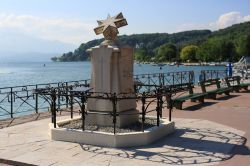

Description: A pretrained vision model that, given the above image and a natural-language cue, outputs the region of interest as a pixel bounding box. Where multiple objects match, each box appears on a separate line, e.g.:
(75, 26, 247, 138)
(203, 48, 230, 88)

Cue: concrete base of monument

(49, 117, 175, 148)
(85, 109, 139, 127)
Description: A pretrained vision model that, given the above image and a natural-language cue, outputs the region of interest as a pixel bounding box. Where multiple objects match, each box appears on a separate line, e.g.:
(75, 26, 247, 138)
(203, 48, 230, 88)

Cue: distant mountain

(0, 52, 60, 62)
(0, 30, 76, 62)
(53, 21, 250, 62)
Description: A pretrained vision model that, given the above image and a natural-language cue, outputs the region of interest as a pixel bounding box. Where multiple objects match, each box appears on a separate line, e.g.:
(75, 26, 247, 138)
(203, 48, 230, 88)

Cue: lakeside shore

(136, 61, 228, 66)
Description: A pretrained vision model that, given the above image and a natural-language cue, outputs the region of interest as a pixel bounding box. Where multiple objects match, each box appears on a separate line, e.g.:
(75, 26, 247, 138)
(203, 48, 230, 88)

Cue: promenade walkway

(171, 90, 250, 166)
(0, 90, 250, 166)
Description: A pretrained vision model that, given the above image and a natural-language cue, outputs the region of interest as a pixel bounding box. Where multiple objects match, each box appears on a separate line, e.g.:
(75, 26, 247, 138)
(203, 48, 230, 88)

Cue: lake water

(0, 62, 226, 88)
(0, 62, 227, 119)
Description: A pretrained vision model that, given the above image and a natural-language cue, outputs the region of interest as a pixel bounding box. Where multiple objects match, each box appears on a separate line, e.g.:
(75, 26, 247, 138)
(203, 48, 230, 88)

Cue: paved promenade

(171, 90, 250, 166)
(0, 90, 250, 166)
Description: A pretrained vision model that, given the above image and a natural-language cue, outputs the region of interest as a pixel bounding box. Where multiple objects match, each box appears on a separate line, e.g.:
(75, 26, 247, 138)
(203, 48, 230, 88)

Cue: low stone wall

(49, 117, 175, 148)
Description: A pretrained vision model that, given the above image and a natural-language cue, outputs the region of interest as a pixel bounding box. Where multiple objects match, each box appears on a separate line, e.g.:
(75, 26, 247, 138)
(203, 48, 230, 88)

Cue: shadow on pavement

(79, 127, 249, 165)
(216, 94, 239, 101)
(183, 101, 217, 111)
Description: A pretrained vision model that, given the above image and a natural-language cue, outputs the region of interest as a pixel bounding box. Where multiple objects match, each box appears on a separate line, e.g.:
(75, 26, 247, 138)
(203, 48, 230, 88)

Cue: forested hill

(52, 30, 211, 62)
(52, 21, 250, 62)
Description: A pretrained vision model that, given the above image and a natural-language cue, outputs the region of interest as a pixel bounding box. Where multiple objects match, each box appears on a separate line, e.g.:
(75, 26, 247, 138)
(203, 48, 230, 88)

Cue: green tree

(197, 38, 237, 62)
(197, 38, 221, 62)
(180, 45, 198, 62)
(54, 21, 250, 62)
(134, 48, 151, 62)
(155, 43, 177, 62)
(237, 34, 250, 56)
(51, 57, 58, 62)
(220, 41, 237, 62)
(134, 49, 146, 62)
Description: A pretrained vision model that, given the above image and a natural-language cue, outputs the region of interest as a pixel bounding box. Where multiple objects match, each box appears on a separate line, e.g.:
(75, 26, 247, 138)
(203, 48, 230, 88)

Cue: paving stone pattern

(0, 117, 245, 166)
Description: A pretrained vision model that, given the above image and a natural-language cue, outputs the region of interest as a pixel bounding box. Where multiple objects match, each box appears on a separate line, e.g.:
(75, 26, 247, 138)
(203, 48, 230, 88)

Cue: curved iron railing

(0, 70, 204, 119)
(34, 84, 174, 134)
(0, 79, 90, 119)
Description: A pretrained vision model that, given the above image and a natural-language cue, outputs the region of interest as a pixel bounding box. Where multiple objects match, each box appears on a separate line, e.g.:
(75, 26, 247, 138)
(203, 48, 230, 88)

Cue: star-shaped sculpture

(94, 12, 128, 44)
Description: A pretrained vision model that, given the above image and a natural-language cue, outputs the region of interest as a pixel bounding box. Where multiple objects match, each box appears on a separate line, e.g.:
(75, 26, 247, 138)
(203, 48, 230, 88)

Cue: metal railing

(199, 70, 227, 81)
(35, 85, 174, 134)
(0, 70, 197, 119)
(0, 80, 90, 119)
(134, 71, 194, 92)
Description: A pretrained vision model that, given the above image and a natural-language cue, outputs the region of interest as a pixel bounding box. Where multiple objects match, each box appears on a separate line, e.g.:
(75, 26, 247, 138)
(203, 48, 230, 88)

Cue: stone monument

(86, 13, 138, 127)
(49, 13, 175, 147)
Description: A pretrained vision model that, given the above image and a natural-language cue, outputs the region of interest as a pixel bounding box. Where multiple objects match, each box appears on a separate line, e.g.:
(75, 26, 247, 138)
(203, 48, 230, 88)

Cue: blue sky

(0, 0, 250, 52)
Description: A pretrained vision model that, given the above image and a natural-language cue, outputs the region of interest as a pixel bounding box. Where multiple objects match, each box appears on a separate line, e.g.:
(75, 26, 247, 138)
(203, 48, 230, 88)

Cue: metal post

(81, 94, 86, 131)
(159, 73, 162, 86)
(169, 95, 172, 122)
(51, 101, 54, 123)
(162, 73, 165, 86)
(53, 94, 57, 128)
(159, 90, 163, 118)
(70, 93, 73, 119)
(156, 90, 160, 126)
(112, 93, 117, 134)
(57, 83, 60, 110)
(202, 71, 205, 81)
(35, 85, 38, 114)
(51, 90, 57, 128)
(51, 93, 54, 123)
(141, 92, 146, 132)
(164, 87, 173, 122)
(181, 72, 183, 84)
(172, 74, 175, 85)
(147, 75, 150, 92)
(10, 87, 13, 118)
(165, 91, 172, 122)
(66, 82, 69, 108)
(189, 72, 192, 83)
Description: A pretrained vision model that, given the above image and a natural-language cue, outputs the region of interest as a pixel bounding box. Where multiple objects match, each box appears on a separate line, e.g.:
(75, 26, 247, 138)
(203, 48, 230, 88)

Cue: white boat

(169, 62, 176, 66)
(233, 56, 250, 78)
(209, 62, 216, 66)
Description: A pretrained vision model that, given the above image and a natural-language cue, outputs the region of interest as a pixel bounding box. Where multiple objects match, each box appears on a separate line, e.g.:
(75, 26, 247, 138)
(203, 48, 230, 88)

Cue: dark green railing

(0, 70, 226, 119)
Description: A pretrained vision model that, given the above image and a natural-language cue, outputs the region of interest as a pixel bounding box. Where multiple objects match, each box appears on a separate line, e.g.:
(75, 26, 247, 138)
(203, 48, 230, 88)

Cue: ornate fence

(200, 70, 227, 81)
(0, 80, 90, 119)
(35, 86, 173, 134)
(0, 70, 216, 120)
(134, 71, 194, 92)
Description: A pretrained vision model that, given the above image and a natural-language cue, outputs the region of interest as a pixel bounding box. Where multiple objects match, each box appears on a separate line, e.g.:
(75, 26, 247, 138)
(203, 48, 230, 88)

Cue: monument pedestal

(87, 45, 138, 127)
(85, 109, 139, 127)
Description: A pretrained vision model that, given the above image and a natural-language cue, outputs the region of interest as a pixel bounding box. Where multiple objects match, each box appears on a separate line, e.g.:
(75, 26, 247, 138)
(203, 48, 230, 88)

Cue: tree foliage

(54, 21, 250, 62)
(180, 45, 198, 62)
(237, 34, 250, 56)
(51, 56, 58, 62)
(155, 44, 177, 62)
(55, 30, 210, 62)
(197, 38, 237, 62)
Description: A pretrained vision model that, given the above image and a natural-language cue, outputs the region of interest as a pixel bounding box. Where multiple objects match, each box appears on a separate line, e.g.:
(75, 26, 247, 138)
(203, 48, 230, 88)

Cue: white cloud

(217, 12, 242, 29)
(243, 15, 250, 22)
(177, 11, 250, 32)
(0, 13, 96, 45)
